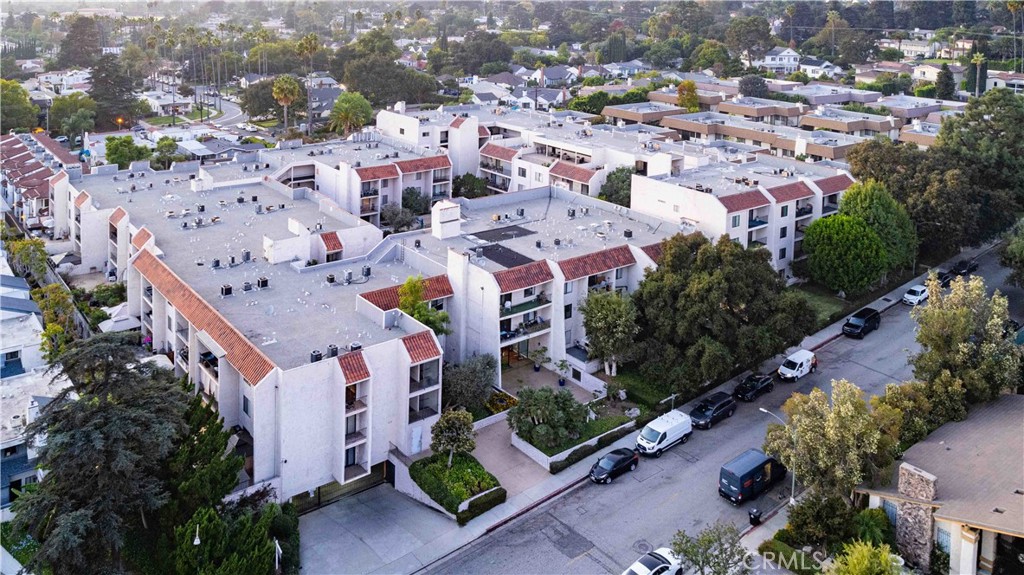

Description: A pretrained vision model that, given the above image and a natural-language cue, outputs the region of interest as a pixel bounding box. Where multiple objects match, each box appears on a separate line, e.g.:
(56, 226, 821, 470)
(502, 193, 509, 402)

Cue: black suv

(842, 307, 881, 339)
(733, 373, 774, 402)
(951, 259, 979, 276)
(690, 392, 737, 430)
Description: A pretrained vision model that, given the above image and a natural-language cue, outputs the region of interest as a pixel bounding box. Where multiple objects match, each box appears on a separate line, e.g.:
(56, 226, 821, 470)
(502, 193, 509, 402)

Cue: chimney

(431, 200, 461, 240)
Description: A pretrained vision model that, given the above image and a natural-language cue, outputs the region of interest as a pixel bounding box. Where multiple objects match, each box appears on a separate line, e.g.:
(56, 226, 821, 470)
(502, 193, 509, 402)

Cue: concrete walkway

(1, 546, 26, 575)
(471, 422, 548, 498)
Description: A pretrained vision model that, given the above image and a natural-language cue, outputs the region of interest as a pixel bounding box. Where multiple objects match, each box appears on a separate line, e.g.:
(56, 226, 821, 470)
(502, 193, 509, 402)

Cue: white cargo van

(777, 349, 817, 382)
(636, 410, 692, 457)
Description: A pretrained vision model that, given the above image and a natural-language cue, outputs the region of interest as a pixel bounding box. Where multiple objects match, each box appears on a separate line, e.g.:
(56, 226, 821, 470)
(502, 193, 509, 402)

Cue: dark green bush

(757, 539, 821, 575)
(595, 423, 634, 449)
(549, 443, 597, 474)
(269, 502, 301, 574)
(787, 494, 855, 551)
(854, 508, 895, 546)
(774, 526, 798, 547)
(90, 283, 127, 307)
(409, 453, 500, 514)
(455, 486, 507, 526)
(930, 547, 950, 575)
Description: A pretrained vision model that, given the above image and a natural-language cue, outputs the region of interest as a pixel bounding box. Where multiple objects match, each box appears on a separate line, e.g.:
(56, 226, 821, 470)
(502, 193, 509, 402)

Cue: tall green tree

(12, 333, 189, 574)
(676, 79, 699, 112)
(272, 75, 301, 130)
(839, 180, 917, 275)
(802, 214, 888, 294)
(1001, 217, 1024, 287)
(172, 504, 277, 574)
(6, 237, 48, 280)
(738, 74, 769, 98)
(726, 16, 772, 67)
(327, 91, 373, 136)
(399, 275, 451, 335)
(935, 63, 956, 100)
(430, 408, 476, 468)
(911, 275, 1022, 403)
(297, 32, 320, 135)
(61, 109, 95, 146)
(633, 234, 815, 394)
(597, 166, 634, 207)
(442, 354, 498, 412)
(57, 16, 101, 68)
(105, 135, 152, 169)
(48, 93, 96, 135)
(579, 291, 639, 376)
(671, 522, 748, 575)
(90, 54, 138, 129)
(153, 136, 181, 170)
(0, 79, 39, 132)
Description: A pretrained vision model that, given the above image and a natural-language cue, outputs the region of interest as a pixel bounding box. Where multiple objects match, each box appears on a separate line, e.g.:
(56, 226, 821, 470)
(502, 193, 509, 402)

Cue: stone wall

(896, 462, 938, 570)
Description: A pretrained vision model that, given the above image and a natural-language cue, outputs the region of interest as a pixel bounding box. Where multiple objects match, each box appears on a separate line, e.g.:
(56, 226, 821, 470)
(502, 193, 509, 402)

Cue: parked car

(718, 448, 787, 505)
(777, 349, 817, 382)
(589, 448, 639, 484)
(635, 410, 692, 457)
(621, 548, 681, 575)
(732, 373, 774, 402)
(951, 259, 979, 276)
(54, 135, 69, 143)
(842, 307, 881, 339)
(902, 284, 929, 306)
(689, 391, 736, 430)
(936, 270, 954, 288)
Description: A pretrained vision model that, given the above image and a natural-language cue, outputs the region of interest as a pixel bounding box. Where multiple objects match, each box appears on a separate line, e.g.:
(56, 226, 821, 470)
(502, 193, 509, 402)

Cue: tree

(871, 382, 933, 451)
(802, 215, 888, 294)
(1001, 217, 1024, 287)
(40, 324, 71, 363)
(48, 93, 96, 136)
(597, 166, 634, 207)
(738, 74, 769, 98)
(579, 291, 638, 376)
(171, 502, 277, 575)
(442, 354, 497, 412)
(90, 54, 138, 129)
(177, 82, 195, 98)
(671, 522, 748, 575)
(153, 136, 181, 170)
(430, 409, 476, 468)
(297, 32, 320, 136)
(402, 187, 431, 216)
(877, 48, 903, 62)
(7, 237, 48, 280)
(787, 494, 856, 549)
(272, 75, 301, 130)
(763, 380, 885, 503)
(398, 275, 451, 336)
(676, 80, 699, 112)
(786, 70, 812, 84)
(726, 16, 772, 67)
(829, 541, 901, 575)
(241, 78, 307, 122)
(964, 51, 988, 96)
(633, 234, 814, 394)
(381, 203, 418, 233)
(911, 275, 1022, 403)
(327, 91, 373, 136)
(343, 55, 438, 107)
(839, 180, 917, 275)
(689, 40, 738, 74)
(0, 79, 39, 132)
(506, 387, 586, 451)
(452, 174, 490, 199)
(105, 135, 152, 169)
(57, 16, 101, 68)
(12, 333, 189, 574)
(31, 283, 76, 336)
(935, 63, 956, 100)
(450, 31, 513, 75)
(61, 109, 95, 145)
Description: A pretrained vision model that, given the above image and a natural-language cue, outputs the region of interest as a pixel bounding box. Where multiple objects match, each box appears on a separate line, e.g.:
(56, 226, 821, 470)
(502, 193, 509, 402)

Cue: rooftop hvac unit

(516, 208, 525, 217)
(536, 240, 543, 249)
(568, 208, 576, 218)
(257, 277, 269, 289)
(624, 229, 633, 238)
(212, 258, 221, 268)
(361, 265, 371, 278)
(492, 214, 500, 222)
(251, 195, 258, 202)
(349, 342, 363, 351)
(554, 238, 561, 246)
(237, 196, 245, 204)
(220, 284, 233, 297)
(752, 180, 759, 185)
(327, 344, 339, 357)
(278, 204, 285, 210)
(242, 281, 252, 292)
(310, 350, 323, 363)
(264, 163, 270, 169)
(581, 207, 589, 215)
(326, 274, 335, 284)
(181, 222, 189, 229)
(343, 270, 353, 284)
(354, 161, 361, 167)
(256, 204, 263, 214)
(414, 239, 421, 248)
(189, 174, 196, 180)
(228, 255, 236, 266)
(242, 250, 251, 262)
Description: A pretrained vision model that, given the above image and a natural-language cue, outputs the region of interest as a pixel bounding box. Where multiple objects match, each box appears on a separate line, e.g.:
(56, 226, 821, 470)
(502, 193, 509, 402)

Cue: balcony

(433, 172, 450, 183)
(748, 216, 769, 229)
(486, 179, 510, 192)
(821, 203, 838, 215)
(500, 295, 549, 317)
(143, 286, 153, 302)
(346, 396, 368, 413)
(344, 464, 369, 481)
(409, 376, 439, 394)
(500, 318, 550, 342)
(360, 188, 379, 198)
(199, 352, 219, 378)
(408, 406, 438, 423)
(345, 429, 368, 447)
(795, 204, 814, 219)
(360, 202, 378, 215)
(795, 225, 807, 241)
(480, 162, 511, 176)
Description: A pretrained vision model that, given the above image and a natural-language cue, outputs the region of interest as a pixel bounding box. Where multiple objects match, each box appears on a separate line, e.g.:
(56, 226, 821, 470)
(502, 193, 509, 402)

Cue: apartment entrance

(500, 340, 530, 368)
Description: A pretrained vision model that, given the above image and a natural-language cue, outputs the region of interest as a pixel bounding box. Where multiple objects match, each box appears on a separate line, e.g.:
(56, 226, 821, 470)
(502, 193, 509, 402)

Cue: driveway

(472, 421, 548, 498)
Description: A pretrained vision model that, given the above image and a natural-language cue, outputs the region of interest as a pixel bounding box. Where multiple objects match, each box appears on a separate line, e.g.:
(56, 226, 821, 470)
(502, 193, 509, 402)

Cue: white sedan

(902, 284, 929, 306)
(622, 548, 681, 575)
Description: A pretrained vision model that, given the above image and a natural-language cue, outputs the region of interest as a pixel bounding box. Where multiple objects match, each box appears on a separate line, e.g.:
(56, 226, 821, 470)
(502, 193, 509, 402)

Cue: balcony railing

(500, 295, 549, 317)
(500, 318, 550, 341)
(433, 174, 450, 183)
(410, 376, 439, 394)
(409, 406, 438, 423)
(795, 205, 813, 218)
(344, 464, 369, 481)
(748, 216, 769, 229)
(487, 179, 510, 191)
(360, 203, 378, 214)
(821, 204, 838, 215)
(749, 239, 767, 248)
(360, 188, 379, 198)
(480, 162, 511, 176)
(346, 396, 368, 412)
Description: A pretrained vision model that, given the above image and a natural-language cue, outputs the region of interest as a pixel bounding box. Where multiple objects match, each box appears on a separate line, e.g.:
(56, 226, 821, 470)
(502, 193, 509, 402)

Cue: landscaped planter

(511, 419, 636, 473)
(472, 409, 509, 431)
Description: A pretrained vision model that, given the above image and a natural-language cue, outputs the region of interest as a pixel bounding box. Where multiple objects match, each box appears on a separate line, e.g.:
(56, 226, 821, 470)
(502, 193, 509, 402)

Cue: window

(780, 226, 787, 239)
(615, 268, 624, 280)
(524, 287, 534, 297)
(882, 500, 898, 526)
(382, 179, 389, 188)
(518, 167, 526, 177)
(778, 247, 787, 260)
(731, 215, 741, 228)
(399, 128, 405, 135)
(535, 173, 542, 182)
(564, 304, 572, 319)
(4, 350, 20, 361)
(422, 131, 429, 137)
(781, 205, 789, 217)
(243, 396, 250, 416)
(564, 282, 573, 294)
(936, 527, 950, 553)
(431, 300, 444, 311)
(416, 172, 422, 180)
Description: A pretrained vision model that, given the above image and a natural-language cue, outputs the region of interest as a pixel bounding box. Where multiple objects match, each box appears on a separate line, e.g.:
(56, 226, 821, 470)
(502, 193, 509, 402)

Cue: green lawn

(1, 522, 40, 570)
(253, 119, 280, 128)
(610, 368, 670, 410)
(792, 284, 846, 329)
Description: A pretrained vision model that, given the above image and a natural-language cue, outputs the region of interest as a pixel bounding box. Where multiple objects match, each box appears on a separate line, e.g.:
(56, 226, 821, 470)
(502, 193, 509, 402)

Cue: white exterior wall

(448, 115, 481, 177)
(78, 208, 113, 275)
(276, 359, 340, 500)
(628, 175, 729, 240)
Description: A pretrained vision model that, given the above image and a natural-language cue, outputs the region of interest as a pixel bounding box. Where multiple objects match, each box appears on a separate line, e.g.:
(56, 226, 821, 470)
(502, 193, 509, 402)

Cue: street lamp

(116, 117, 124, 131)
(757, 407, 794, 501)
(193, 525, 201, 575)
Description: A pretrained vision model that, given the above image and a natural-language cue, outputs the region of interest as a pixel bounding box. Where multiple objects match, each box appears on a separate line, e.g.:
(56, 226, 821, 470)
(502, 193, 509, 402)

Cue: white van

(777, 349, 817, 382)
(636, 410, 692, 458)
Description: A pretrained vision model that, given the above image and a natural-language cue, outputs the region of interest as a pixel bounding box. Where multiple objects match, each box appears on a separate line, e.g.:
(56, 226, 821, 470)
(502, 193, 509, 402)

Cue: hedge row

(548, 423, 636, 474)
(455, 486, 507, 526)
(409, 453, 500, 515)
(757, 539, 821, 575)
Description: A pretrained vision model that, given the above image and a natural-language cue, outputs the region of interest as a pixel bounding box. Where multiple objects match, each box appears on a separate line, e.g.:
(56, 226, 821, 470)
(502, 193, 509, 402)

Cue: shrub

(774, 526, 798, 547)
(455, 486, 507, 526)
(548, 443, 597, 474)
(485, 389, 518, 414)
(930, 547, 950, 575)
(757, 539, 821, 575)
(854, 508, 895, 546)
(270, 502, 302, 574)
(507, 387, 586, 453)
(787, 494, 855, 552)
(90, 282, 127, 307)
(613, 369, 670, 409)
(409, 452, 500, 514)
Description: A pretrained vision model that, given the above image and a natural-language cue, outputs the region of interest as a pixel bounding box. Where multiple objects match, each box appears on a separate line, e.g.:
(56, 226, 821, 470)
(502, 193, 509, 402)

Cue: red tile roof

(403, 331, 441, 363)
(338, 351, 370, 382)
(641, 242, 664, 262)
(109, 207, 127, 225)
(74, 191, 91, 208)
(354, 164, 400, 181)
(493, 260, 553, 293)
(133, 250, 275, 385)
(360, 275, 454, 310)
(478, 126, 490, 138)
(321, 231, 343, 252)
(33, 133, 81, 166)
(22, 183, 48, 200)
(717, 190, 770, 213)
(395, 155, 451, 173)
(549, 160, 597, 183)
(559, 245, 637, 281)
(132, 227, 152, 249)
(450, 117, 466, 129)
(766, 181, 815, 203)
(815, 174, 855, 194)
(480, 142, 518, 162)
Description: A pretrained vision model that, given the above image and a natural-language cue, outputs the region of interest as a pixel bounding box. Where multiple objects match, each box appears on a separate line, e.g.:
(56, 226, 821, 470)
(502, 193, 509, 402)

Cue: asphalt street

(425, 247, 1016, 575)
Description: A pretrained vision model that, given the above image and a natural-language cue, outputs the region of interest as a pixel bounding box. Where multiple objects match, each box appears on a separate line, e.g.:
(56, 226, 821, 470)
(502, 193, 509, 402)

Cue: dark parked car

(842, 307, 881, 339)
(936, 270, 954, 288)
(689, 391, 737, 430)
(951, 259, 978, 276)
(589, 448, 639, 484)
(732, 373, 774, 402)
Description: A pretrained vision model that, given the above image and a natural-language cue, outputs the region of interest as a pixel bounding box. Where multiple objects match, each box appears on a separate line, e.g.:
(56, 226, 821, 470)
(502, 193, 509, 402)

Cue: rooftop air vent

(257, 277, 269, 289)
(220, 284, 233, 297)
(327, 344, 339, 357)
(326, 274, 336, 284)
(252, 195, 258, 203)
(349, 342, 363, 351)
(536, 240, 543, 249)
(414, 239, 421, 248)
(242, 281, 252, 291)
(310, 350, 323, 363)
(624, 229, 633, 238)
(212, 258, 221, 269)
(554, 238, 561, 246)
(343, 270, 353, 284)
(361, 265, 371, 278)
(242, 249, 251, 262)
(516, 208, 525, 217)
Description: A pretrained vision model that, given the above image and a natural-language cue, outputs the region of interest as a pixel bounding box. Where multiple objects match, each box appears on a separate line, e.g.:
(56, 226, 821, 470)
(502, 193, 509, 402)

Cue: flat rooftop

(668, 112, 868, 147)
(724, 96, 805, 109)
(788, 84, 882, 98)
(393, 187, 681, 274)
(648, 155, 843, 198)
(1, 369, 71, 445)
(802, 105, 894, 122)
(78, 164, 414, 370)
(602, 101, 684, 114)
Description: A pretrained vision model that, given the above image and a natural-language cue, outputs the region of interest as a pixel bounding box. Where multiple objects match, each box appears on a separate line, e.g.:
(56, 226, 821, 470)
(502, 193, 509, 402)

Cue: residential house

(309, 86, 343, 122)
(755, 47, 801, 75)
(508, 87, 568, 111)
(604, 60, 650, 78)
(530, 65, 578, 87)
(986, 71, 1024, 93)
(875, 38, 939, 59)
(799, 57, 843, 79)
(913, 63, 965, 85)
(239, 73, 269, 89)
(141, 91, 194, 117)
(485, 72, 526, 91)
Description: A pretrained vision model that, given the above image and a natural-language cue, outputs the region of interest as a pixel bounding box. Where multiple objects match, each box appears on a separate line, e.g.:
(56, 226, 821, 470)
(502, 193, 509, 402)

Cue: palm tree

(327, 93, 372, 137)
(785, 4, 796, 44)
(891, 30, 908, 57)
(272, 75, 300, 130)
(972, 52, 985, 97)
(297, 33, 320, 136)
(1010, 1, 1024, 72)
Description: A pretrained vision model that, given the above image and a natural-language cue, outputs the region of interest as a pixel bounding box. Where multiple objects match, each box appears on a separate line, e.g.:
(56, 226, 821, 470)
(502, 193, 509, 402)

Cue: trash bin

(749, 508, 763, 526)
